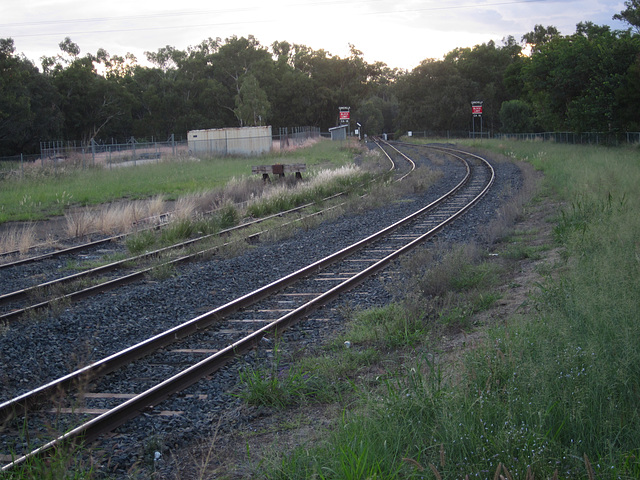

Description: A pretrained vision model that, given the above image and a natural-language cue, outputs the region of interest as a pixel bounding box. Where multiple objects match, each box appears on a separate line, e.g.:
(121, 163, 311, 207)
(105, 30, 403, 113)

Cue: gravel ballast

(0, 144, 523, 477)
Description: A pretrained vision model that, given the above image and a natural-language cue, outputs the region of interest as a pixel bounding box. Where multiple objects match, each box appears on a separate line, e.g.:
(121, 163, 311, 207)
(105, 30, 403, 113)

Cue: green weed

(237, 345, 329, 408)
(125, 230, 157, 254)
(264, 141, 640, 479)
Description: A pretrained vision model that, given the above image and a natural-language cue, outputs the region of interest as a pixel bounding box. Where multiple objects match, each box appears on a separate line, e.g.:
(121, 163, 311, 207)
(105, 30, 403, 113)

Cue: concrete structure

(188, 126, 272, 156)
(329, 125, 348, 141)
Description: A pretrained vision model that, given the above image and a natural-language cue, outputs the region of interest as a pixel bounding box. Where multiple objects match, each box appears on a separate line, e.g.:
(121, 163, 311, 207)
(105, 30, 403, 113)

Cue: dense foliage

(1, 4, 640, 155)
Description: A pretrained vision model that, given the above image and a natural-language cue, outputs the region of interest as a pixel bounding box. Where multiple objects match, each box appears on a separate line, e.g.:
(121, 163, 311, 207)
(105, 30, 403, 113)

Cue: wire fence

(0, 127, 322, 180)
(408, 130, 640, 145)
(493, 132, 640, 145)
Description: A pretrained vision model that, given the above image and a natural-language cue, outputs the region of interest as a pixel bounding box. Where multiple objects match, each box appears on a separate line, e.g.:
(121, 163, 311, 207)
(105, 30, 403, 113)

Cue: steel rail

(374, 138, 416, 182)
(0, 205, 341, 322)
(0, 157, 400, 320)
(0, 145, 465, 424)
(0, 147, 399, 269)
(1, 145, 489, 471)
(0, 199, 324, 306)
(0, 190, 383, 322)
(0, 178, 369, 271)
(2, 144, 494, 471)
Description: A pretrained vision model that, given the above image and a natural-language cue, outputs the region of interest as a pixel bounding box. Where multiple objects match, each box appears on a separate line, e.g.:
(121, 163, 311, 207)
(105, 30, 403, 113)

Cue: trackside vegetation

(0, 139, 360, 224)
(2, 2, 640, 157)
(236, 140, 640, 479)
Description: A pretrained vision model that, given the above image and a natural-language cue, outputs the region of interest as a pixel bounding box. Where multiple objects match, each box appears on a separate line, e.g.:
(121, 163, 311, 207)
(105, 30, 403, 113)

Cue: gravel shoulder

(182, 161, 558, 480)
(0, 146, 531, 478)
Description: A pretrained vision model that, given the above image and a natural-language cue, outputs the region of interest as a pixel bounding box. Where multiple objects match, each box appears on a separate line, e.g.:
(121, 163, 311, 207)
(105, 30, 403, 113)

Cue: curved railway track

(0, 143, 494, 472)
(0, 156, 405, 322)
(0, 147, 403, 267)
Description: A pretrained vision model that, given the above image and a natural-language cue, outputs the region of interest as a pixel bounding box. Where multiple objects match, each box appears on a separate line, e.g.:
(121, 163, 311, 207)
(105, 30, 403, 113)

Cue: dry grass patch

(65, 209, 96, 238)
(0, 222, 37, 254)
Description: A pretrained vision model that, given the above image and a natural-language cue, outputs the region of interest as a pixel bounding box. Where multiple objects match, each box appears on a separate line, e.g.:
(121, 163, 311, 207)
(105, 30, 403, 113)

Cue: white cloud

(0, 0, 628, 71)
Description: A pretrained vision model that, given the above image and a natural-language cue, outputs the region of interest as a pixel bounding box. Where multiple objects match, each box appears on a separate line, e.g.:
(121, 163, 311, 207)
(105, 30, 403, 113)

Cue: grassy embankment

(0, 140, 381, 254)
(0, 139, 360, 225)
(235, 140, 640, 479)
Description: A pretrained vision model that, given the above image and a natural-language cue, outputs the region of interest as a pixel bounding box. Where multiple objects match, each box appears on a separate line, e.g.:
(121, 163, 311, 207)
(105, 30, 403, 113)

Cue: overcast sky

(0, 0, 628, 71)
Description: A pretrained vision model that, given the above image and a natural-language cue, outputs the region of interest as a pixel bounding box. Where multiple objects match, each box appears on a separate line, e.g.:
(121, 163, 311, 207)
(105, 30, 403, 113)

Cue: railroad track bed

(0, 144, 524, 477)
(0, 154, 412, 320)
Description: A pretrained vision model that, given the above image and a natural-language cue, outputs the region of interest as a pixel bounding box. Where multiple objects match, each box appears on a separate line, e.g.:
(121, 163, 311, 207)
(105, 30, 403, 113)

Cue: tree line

(1, 2, 639, 156)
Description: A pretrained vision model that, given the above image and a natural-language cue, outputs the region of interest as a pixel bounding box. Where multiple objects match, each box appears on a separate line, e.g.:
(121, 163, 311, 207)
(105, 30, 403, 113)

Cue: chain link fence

(493, 132, 640, 145)
(408, 130, 640, 145)
(0, 127, 322, 179)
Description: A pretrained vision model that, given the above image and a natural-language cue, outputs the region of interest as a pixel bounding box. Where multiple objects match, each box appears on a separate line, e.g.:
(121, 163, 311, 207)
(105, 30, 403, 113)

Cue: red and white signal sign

(339, 106, 351, 124)
(471, 101, 483, 116)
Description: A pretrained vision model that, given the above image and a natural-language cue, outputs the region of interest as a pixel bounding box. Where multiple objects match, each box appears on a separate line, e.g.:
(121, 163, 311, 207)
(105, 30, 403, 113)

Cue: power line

(2, 0, 552, 38)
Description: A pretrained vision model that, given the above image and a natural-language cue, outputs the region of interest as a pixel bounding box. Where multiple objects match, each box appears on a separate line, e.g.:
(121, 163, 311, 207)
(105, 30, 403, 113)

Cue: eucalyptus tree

(0, 38, 62, 155)
(209, 36, 275, 127)
(443, 38, 522, 132)
(269, 41, 318, 128)
(614, 0, 640, 31)
(234, 73, 270, 126)
(38, 37, 134, 144)
(394, 59, 473, 134)
(520, 22, 640, 132)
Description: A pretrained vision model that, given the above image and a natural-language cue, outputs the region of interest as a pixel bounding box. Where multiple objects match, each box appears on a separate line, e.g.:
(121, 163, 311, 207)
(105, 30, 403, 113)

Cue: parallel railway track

(0, 156, 404, 322)
(0, 142, 494, 471)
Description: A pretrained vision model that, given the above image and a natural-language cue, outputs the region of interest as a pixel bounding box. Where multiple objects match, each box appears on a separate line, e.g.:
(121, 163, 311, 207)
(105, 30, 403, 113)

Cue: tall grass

(258, 141, 640, 479)
(246, 165, 372, 218)
(0, 140, 359, 224)
(0, 223, 37, 254)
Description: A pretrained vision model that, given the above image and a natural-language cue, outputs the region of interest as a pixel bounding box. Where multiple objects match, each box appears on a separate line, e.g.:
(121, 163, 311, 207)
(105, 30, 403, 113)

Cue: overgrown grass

(246, 165, 373, 218)
(250, 140, 640, 479)
(236, 343, 342, 408)
(0, 139, 358, 224)
(122, 164, 375, 256)
(2, 438, 96, 479)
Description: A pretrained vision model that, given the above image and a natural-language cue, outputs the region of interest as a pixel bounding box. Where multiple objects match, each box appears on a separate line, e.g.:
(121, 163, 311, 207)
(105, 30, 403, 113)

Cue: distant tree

(211, 36, 274, 125)
(47, 39, 134, 144)
(615, 53, 640, 130)
(0, 38, 62, 154)
(395, 59, 473, 133)
(521, 24, 640, 132)
(95, 49, 138, 80)
(59, 37, 80, 58)
(614, 0, 640, 31)
(354, 97, 384, 136)
(499, 100, 535, 132)
(234, 74, 270, 126)
(269, 41, 317, 128)
(522, 25, 561, 53)
(444, 39, 521, 131)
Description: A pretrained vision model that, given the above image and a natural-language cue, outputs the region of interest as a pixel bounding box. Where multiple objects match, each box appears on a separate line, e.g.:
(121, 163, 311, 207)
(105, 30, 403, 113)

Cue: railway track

(0, 157, 405, 322)
(0, 143, 495, 473)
